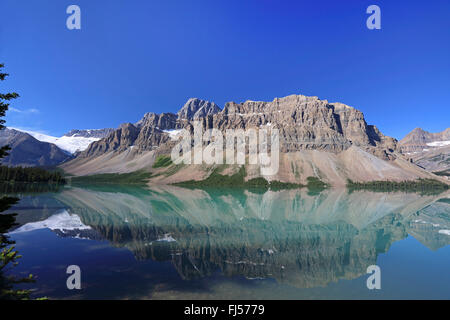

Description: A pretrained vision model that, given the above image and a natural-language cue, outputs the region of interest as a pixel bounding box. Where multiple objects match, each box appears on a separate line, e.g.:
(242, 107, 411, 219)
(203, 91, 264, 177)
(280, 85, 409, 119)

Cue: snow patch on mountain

(156, 233, 176, 242)
(10, 127, 100, 154)
(427, 141, 450, 147)
(162, 129, 183, 141)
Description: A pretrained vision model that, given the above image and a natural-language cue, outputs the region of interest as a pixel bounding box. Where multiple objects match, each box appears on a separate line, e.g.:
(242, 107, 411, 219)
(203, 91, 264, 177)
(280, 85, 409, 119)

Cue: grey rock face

(0, 128, 72, 167)
(54, 187, 441, 287)
(82, 98, 220, 158)
(208, 95, 397, 156)
(81, 123, 140, 157)
(134, 126, 171, 152)
(64, 128, 114, 139)
(177, 98, 221, 120)
(77, 94, 398, 160)
(407, 200, 450, 250)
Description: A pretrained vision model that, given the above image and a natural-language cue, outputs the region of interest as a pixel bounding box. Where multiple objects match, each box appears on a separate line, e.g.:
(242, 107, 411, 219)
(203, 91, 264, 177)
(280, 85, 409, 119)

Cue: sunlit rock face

(78, 94, 397, 158)
(210, 96, 396, 155)
(64, 129, 114, 139)
(61, 95, 450, 187)
(63, 94, 442, 185)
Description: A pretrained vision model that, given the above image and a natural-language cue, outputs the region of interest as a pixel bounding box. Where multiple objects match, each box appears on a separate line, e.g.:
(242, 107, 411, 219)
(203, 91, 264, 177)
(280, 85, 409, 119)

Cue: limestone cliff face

(207, 95, 396, 156)
(81, 123, 140, 157)
(80, 98, 220, 158)
(78, 94, 397, 159)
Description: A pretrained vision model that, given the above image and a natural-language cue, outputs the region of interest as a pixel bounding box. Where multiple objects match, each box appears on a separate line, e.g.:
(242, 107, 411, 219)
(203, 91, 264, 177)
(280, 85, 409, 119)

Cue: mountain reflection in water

(6, 185, 450, 298)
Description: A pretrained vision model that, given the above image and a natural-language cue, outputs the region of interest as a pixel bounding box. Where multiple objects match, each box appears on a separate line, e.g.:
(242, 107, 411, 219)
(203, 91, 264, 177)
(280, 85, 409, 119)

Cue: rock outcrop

(81, 123, 141, 157)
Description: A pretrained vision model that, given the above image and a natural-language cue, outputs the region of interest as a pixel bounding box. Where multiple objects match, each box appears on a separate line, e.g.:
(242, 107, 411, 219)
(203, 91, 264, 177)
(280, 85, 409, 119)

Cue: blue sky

(0, 0, 449, 139)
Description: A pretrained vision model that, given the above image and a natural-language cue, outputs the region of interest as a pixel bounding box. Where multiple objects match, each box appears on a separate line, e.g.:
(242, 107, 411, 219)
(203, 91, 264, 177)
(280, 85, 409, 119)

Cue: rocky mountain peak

(135, 112, 178, 131)
(411, 127, 426, 134)
(177, 98, 221, 120)
(135, 112, 157, 128)
(79, 123, 140, 157)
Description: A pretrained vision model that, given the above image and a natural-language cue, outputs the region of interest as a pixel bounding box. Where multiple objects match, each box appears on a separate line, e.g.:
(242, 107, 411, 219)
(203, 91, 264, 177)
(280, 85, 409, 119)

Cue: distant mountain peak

(64, 128, 114, 139)
(8, 127, 111, 154)
(399, 127, 450, 154)
(0, 128, 72, 166)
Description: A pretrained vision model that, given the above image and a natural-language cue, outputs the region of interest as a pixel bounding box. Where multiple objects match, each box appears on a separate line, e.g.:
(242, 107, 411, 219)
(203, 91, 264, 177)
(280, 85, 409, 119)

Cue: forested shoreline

(0, 166, 66, 184)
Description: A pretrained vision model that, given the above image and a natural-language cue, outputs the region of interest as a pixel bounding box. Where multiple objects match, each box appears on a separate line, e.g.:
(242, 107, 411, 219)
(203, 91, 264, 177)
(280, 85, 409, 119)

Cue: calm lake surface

(4, 185, 450, 299)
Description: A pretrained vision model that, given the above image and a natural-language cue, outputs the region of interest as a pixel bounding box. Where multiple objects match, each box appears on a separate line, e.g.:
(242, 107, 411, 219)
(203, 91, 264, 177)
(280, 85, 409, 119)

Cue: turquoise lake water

(4, 185, 450, 299)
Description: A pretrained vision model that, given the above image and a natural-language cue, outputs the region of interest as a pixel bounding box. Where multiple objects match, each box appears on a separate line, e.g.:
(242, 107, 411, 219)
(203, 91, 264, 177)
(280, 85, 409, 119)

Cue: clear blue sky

(0, 0, 449, 139)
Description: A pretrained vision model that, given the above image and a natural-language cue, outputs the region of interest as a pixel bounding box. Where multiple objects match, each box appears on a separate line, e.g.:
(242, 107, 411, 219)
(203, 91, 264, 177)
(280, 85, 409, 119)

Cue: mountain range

(0, 128, 112, 167)
(60, 94, 449, 186)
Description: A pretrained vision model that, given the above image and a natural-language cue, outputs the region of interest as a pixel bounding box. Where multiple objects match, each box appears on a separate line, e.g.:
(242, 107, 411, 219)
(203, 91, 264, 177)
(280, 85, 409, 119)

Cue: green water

(4, 185, 450, 299)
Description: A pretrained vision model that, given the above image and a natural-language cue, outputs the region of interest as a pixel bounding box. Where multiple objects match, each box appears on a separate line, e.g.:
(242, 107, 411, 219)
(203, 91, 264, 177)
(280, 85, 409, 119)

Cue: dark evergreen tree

(0, 64, 36, 300)
(0, 165, 66, 184)
(0, 63, 18, 159)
